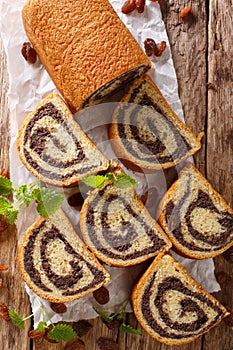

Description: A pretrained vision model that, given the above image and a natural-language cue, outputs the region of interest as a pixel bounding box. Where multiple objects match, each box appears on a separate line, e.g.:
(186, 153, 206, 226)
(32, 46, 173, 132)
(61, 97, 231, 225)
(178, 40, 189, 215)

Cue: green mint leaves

(36, 321, 48, 332)
(0, 175, 64, 224)
(9, 310, 25, 330)
(47, 324, 77, 341)
(94, 307, 141, 336)
(82, 172, 138, 189)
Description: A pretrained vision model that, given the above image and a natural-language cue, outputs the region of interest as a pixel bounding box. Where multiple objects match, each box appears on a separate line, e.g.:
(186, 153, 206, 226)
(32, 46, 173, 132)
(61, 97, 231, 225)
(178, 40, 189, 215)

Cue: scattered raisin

(144, 38, 166, 57)
(28, 329, 45, 340)
(50, 302, 67, 314)
(93, 286, 110, 305)
(64, 337, 85, 350)
(215, 271, 232, 286)
(136, 0, 145, 13)
(67, 192, 84, 209)
(97, 337, 119, 350)
(0, 265, 8, 272)
(73, 320, 93, 337)
(223, 246, 233, 263)
(0, 221, 8, 234)
(104, 316, 123, 330)
(0, 168, 9, 178)
(180, 5, 192, 19)
(0, 303, 10, 321)
(21, 42, 37, 64)
(121, 0, 136, 14)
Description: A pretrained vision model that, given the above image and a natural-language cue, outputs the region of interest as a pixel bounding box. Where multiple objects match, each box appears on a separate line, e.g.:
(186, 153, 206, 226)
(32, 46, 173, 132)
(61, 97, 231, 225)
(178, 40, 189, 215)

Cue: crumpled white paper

(0, 0, 220, 327)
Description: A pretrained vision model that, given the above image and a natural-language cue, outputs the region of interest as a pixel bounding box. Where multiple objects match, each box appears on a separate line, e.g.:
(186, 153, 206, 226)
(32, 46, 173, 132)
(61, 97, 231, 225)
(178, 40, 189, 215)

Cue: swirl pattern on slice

(110, 75, 202, 170)
(132, 253, 228, 345)
(18, 210, 110, 303)
(159, 163, 233, 259)
(80, 171, 171, 266)
(17, 93, 109, 186)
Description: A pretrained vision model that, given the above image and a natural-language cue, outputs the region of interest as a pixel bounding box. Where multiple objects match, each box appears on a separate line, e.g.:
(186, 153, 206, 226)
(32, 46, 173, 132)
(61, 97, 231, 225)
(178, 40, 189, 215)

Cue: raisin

(0, 168, 9, 178)
(93, 286, 110, 305)
(180, 5, 192, 19)
(154, 41, 166, 56)
(28, 329, 45, 339)
(67, 192, 84, 209)
(73, 320, 93, 337)
(104, 317, 123, 330)
(223, 246, 233, 262)
(97, 337, 119, 350)
(136, 0, 145, 13)
(144, 38, 156, 57)
(21, 42, 37, 64)
(0, 265, 8, 272)
(121, 0, 136, 14)
(50, 302, 67, 314)
(64, 338, 85, 350)
(0, 303, 10, 321)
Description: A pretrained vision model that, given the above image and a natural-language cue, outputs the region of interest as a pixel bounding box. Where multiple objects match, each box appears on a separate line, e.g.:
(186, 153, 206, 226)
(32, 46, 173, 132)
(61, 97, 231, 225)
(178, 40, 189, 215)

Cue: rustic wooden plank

(160, 0, 208, 175)
(0, 36, 31, 350)
(203, 0, 233, 348)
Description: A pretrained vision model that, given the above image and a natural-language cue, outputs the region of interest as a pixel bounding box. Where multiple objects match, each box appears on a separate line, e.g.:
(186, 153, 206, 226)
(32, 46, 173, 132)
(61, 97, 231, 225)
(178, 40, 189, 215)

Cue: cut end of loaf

(132, 252, 228, 345)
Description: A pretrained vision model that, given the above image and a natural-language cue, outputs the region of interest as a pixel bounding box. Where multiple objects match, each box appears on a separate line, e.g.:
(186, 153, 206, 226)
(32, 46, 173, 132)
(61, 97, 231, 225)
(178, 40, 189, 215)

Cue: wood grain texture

(0, 0, 232, 349)
(0, 37, 31, 350)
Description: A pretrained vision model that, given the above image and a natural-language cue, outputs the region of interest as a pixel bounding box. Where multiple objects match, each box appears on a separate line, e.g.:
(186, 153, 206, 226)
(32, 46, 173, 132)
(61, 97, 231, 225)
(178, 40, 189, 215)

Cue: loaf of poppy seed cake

(80, 164, 172, 266)
(22, 0, 152, 112)
(132, 252, 228, 345)
(17, 93, 109, 186)
(109, 75, 203, 171)
(158, 163, 233, 259)
(18, 209, 110, 303)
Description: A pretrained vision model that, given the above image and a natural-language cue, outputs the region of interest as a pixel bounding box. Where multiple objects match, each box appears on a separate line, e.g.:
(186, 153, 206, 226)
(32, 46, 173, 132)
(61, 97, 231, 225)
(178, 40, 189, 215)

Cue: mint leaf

(114, 174, 138, 189)
(0, 196, 12, 214)
(0, 176, 13, 195)
(6, 207, 18, 224)
(16, 185, 34, 206)
(81, 175, 108, 188)
(93, 308, 113, 323)
(36, 321, 48, 332)
(35, 187, 64, 217)
(47, 324, 76, 341)
(119, 323, 142, 335)
(9, 310, 25, 330)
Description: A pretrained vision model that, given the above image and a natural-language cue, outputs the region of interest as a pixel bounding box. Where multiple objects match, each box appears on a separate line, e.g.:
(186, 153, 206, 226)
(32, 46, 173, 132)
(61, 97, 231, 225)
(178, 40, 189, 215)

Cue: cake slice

(18, 209, 110, 303)
(158, 163, 233, 259)
(132, 253, 228, 345)
(109, 75, 203, 171)
(80, 165, 172, 266)
(17, 93, 109, 186)
(22, 0, 152, 112)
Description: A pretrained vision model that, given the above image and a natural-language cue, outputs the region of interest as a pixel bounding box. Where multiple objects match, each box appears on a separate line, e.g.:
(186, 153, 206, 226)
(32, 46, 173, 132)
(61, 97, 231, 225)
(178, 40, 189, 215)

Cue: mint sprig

(119, 323, 142, 335)
(47, 324, 77, 341)
(36, 321, 48, 332)
(9, 310, 25, 330)
(82, 172, 138, 189)
(0, 176, 64, 224)
(93, 308, 114, 323)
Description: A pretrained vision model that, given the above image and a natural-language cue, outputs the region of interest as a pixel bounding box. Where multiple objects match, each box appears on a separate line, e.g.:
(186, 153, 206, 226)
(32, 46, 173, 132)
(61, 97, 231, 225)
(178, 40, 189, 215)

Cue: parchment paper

(0, 0, 220, 327)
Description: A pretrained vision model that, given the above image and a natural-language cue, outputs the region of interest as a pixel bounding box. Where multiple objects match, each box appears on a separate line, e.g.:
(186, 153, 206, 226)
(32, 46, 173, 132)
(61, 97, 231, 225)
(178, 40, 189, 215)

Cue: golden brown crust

(18, 210, 110, 303)
(17, 92, 109, 187)
(22, 0, 152, 112)
(158, 163, 233, 259)
(109, 75, 203, 171)
(132, 252, 229, 345)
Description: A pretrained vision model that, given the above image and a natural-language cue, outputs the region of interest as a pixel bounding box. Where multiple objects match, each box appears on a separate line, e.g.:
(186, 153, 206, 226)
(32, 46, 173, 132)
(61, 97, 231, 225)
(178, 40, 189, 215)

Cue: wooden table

(0, 1, 232, 349)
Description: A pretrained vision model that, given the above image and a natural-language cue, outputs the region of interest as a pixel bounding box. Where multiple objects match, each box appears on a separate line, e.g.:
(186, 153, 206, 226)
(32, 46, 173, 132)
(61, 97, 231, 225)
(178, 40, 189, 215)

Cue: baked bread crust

(158, 163, 233, 259)
(132, 252, 228, 345)
(17, 93, 109, 186)
(109, 74, 203, 171)
(22, 0, 152, 112)
(80, 164, 172, 266)
(18, 209, 110, 303)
